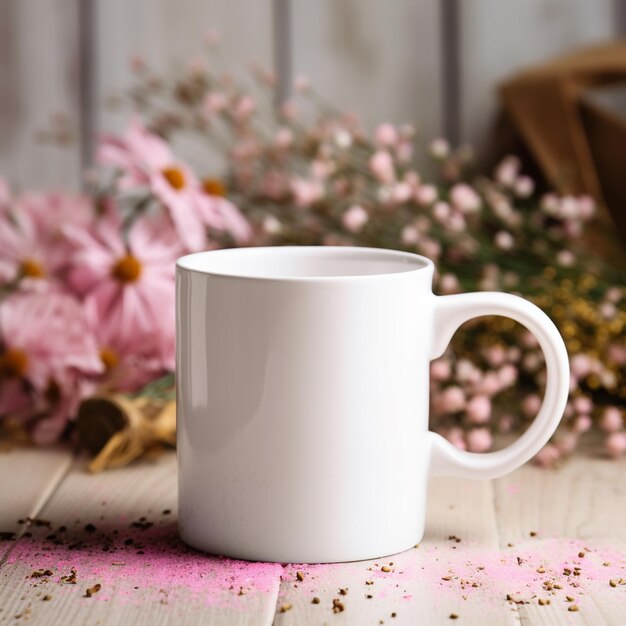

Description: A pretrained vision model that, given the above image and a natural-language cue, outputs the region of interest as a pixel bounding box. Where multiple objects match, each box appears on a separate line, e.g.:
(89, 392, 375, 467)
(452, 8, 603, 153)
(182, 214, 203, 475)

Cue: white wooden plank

(460, 0, 617, 159)
(494, 454, 626, 626)
(93, 0, 273, 135)
(494, 453, 626, 546)
(0, 446, 72, 558)
(0, 0, 83, 190)
(0, 451, 281, 626)
(290, 0, 443, 143)
(273, 478, 519, 625)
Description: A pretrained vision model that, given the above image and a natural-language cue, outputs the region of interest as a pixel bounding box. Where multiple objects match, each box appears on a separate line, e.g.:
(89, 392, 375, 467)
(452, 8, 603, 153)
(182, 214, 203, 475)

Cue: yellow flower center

(20, 258, 45, 278)
(111, 255, 142, 283)
(0, 347, 29, 379)
(162, 167, 186, 190)
(202, 178, 226, 197)
(100, 347, 120, 371)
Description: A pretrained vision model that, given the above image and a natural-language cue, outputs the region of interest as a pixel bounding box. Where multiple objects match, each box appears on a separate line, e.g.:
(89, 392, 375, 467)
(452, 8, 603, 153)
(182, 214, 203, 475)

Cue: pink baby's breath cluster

(0, 41, 624, 465)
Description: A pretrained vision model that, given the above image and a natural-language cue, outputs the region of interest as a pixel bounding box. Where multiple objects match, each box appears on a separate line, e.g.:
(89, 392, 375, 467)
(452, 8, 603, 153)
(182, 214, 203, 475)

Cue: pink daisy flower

(97, 116, 251, 251)
(0, 289, 103, 444)
(67, 209, 181, 378)
(0, 191, 93, 286)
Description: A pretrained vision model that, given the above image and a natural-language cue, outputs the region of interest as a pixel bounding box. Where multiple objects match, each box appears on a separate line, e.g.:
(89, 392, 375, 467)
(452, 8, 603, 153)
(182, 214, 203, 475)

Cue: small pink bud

(431, 360, 451, 381)
(450, 183, 481, 214)
(375, 123, 398, 147)
(342, 205, 369, 233)
(400, 224, 419, 246)
(439, 273, 460, 295)
(573, 396, 593, 415)
(606, 431, 626, 458)
(414, 184, 437, 206)
(369, 151, 395, 184)
(433, 201, 450, 223)
(440, 386, 466, 413)
(467, 395, 491, 424)
(466, 428, 492, 452)
(534, 443, 560, 467)
(522, 394, 541, 418)
(495, 231, 514, 250)
(573, 414, 592, 433)
(514, 175, 534, 198)
(600, 407, 623, 433)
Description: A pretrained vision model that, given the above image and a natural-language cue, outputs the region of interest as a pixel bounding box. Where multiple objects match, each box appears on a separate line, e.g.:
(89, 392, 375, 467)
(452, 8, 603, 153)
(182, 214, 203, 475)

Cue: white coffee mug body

(176, 247, 569, 563)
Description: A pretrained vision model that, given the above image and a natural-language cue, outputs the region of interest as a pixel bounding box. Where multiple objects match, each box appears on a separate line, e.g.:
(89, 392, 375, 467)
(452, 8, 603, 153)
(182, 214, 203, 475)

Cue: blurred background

(1, 0, 624, 192)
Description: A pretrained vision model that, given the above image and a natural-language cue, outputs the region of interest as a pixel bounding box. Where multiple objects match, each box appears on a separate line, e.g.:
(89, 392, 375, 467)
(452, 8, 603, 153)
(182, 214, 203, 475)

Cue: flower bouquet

(0, 42, 624, 468)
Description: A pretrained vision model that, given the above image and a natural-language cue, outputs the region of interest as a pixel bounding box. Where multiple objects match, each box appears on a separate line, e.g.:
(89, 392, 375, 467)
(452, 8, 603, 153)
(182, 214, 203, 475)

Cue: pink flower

(445, 427, 467, 451)
(415, 184, 437, 206)
(401, 225, 419, 246)
(606, 432, 626, 458)
(439, 273, 460, 295)
(577, 195, 595, 220)
(522, 394, 541, 418)
(391, 182, 412, 204)
(0, 191, 92, 286)
(291, 178, 324, 208)
(456, 359, 480, 383)
(369, 151, 395, 184)
(205, 92, 227, 114)
(374, 123, 398, 148)
(417, 238, 441, 260)
(484, 345, 506, 367)
(232, 95, 256, 122)
(0, 290, 103, 443)
(475, 372, 501, 396)
(439, 386, 465, 413)
(450, 183, 481, 214)
(467, 428, 492, 452)
(67, 210, 182, 375)
(498, 364, 517, 387)
(494, 156, 520, 187)
(534, 443, 560, 467)
(433, 201, 450, 223)
(494, 231, 514, 250)
(430, 360, 451, 381)
(573, 414, 592, 433)
(342, 205, 369, 233)
(274, 127, 294, 148)
(600, 407, 623, 433)
(198, 195, 252, 244)
(570, 354, 592, 378)
(573, 396, 593, 414)
(467, 395, 491, 424)
(446, 211, 466, 233)
(514, 176, 534, 198)
(262, 215, 282, 235)
(498, 414, 514, 434)
(98, 117, 249, 251)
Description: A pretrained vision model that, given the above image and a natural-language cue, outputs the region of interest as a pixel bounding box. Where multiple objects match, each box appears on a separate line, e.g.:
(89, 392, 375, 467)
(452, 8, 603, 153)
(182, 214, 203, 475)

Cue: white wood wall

(0, 0, 620, 188)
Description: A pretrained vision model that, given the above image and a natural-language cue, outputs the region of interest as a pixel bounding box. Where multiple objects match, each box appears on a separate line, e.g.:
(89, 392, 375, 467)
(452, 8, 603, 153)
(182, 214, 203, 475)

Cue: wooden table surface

(0, 446, 624, 625)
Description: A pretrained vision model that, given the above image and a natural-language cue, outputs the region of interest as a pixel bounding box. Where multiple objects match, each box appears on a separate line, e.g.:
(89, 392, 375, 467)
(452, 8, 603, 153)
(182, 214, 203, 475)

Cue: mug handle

(428, 292, 570, 479)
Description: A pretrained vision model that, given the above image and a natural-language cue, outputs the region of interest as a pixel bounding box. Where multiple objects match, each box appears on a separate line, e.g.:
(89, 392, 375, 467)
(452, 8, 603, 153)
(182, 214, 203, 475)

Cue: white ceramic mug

(176, 246, 569, 563)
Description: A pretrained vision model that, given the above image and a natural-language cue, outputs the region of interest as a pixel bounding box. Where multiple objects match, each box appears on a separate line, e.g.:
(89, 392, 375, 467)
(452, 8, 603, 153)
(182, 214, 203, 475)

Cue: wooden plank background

(0, 0, 622, 186)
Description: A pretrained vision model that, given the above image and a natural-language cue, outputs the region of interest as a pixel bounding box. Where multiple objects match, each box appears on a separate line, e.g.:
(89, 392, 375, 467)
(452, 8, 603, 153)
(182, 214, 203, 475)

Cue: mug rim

(176, 246, 434, 282)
